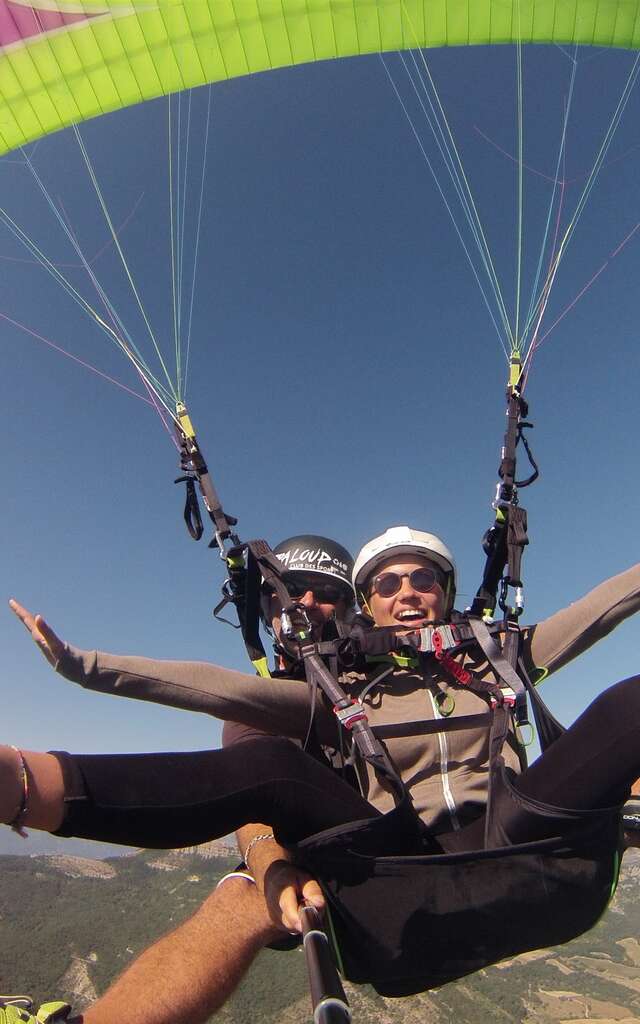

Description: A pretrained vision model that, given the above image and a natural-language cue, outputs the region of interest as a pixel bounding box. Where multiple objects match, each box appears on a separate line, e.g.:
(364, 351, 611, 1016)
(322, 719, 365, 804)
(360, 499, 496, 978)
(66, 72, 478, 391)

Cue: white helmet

(352, 526, 457, 611)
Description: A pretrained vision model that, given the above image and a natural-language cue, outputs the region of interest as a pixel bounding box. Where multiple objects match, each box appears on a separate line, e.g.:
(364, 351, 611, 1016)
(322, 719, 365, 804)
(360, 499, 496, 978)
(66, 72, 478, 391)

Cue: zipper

(428, 689, 461, 831)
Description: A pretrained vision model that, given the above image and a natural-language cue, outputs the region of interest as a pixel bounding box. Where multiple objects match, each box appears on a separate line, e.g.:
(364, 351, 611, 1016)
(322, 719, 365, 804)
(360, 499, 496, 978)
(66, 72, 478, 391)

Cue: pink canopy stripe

(0, 0, 102, 48)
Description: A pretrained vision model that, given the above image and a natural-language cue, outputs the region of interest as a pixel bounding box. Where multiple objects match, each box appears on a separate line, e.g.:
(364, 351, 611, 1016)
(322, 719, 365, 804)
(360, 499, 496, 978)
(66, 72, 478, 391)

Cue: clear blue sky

(1, 41, 639, 777)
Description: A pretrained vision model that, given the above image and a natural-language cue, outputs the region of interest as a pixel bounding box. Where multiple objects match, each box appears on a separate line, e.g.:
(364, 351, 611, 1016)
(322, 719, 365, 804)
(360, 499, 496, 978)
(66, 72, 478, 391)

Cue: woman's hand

(263, 859, 325, 933)
(9, 599, 65, 668)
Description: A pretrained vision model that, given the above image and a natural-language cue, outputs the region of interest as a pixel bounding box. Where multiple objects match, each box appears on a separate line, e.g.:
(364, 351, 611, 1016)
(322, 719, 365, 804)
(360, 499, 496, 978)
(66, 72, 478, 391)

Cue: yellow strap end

(253, 658, 271, 679)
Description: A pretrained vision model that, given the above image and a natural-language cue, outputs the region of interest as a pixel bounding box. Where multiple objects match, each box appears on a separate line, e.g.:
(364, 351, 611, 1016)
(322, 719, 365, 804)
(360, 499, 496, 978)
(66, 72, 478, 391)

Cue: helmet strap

(358, 590, 375, 620)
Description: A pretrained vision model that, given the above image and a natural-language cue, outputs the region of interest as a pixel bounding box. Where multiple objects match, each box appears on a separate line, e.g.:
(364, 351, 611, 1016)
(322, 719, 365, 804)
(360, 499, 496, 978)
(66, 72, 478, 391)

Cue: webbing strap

(506, 505, 528, 589)
(469, 512, 508, 618)
(248, 539, 302, 624)
(516, 657, 565, 751)
(339, 619, 501, 666)
(301, 648, 408, 804)
(373, 713, 491, 739)
(180, 475, 204, 540)
(484, 703, 513, 848)
(467, 617, 529, 726)
(242, 545, 270, 666)
(221, 538, 308, 676)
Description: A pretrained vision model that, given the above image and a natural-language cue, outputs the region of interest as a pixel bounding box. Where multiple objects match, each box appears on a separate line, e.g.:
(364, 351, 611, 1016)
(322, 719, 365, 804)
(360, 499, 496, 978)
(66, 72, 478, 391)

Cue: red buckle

(433, 630, 473, 685)
(334, 703, 368, 730)
(490, 692, 516, 708)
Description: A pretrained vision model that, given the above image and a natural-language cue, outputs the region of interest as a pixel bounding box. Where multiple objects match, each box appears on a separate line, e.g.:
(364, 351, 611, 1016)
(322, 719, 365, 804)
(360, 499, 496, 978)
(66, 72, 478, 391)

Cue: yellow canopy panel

(1, 0, 640, 155)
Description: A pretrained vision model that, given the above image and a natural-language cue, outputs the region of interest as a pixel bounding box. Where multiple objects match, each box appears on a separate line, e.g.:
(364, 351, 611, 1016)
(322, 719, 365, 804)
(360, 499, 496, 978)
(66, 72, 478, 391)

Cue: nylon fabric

(3, 2, 640, 156)
(297, 793, 621, 996)
(296, 687, 622, 996)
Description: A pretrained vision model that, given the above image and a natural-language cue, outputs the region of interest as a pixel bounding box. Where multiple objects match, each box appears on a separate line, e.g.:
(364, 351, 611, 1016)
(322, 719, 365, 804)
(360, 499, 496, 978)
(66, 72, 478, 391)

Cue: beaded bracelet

(8, 746, 29, 838)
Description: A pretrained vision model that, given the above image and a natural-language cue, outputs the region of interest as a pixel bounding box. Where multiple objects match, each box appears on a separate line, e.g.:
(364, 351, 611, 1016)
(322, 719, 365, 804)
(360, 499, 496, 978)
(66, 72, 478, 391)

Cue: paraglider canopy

(2, 0, 640, 156)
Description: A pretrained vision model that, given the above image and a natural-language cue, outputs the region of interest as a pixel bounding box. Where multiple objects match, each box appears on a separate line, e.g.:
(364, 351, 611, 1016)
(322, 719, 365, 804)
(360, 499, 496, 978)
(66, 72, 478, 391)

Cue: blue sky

(1, 39, 639, 809)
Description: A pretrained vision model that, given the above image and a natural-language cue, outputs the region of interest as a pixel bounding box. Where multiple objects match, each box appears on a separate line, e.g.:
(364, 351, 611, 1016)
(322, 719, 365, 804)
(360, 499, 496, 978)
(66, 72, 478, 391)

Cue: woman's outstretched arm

(9, 599, 334, 743)
(526, 563, 640, 679)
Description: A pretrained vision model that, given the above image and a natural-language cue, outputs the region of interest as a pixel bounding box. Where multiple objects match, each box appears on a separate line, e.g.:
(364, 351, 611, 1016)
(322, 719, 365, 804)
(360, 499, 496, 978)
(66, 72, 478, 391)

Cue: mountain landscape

(1, 837, 640, 1023)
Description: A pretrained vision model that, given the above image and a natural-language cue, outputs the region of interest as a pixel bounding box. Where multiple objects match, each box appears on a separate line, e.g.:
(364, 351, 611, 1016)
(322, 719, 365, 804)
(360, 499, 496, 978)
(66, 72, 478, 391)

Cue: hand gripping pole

(300, 904, 351, 1024)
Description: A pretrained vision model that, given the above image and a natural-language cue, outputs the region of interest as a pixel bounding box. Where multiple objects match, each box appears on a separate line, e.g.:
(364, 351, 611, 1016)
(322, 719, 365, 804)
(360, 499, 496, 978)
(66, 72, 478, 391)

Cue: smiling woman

(367, 560, 446, 625)
(353, 525, 456, 622)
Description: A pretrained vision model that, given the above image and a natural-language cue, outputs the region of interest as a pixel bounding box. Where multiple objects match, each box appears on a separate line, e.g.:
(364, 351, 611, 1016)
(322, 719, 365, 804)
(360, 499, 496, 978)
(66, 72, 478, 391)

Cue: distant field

(1, 847, 640, 1023)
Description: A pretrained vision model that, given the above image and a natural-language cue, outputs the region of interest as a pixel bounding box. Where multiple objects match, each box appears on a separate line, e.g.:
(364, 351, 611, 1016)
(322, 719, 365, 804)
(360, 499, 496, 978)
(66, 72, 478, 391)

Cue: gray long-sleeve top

(56, 564, 640, 832)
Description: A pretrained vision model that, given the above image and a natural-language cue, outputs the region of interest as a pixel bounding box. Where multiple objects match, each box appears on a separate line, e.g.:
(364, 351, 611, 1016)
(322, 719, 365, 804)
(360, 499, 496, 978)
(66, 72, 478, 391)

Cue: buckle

(334, 702, 368, 730)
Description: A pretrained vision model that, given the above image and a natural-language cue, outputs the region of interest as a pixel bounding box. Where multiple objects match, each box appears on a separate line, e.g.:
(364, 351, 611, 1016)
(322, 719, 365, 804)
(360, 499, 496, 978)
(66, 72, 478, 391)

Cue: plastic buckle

(334, 702, 368, 730)
(432, 629, 443, 657)
(489, 691, 516, 709)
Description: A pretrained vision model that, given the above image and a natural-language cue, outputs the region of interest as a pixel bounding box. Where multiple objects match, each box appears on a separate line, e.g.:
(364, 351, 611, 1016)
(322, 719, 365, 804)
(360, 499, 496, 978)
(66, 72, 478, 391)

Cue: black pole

(300, 904, 351, 1024)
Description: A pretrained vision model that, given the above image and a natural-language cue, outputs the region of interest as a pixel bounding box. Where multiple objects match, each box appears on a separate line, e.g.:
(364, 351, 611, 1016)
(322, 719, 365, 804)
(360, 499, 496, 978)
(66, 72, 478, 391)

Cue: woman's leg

(516, 674, 640, 809)
(440, 675, 640, 852)
(52, 737, 379, 848)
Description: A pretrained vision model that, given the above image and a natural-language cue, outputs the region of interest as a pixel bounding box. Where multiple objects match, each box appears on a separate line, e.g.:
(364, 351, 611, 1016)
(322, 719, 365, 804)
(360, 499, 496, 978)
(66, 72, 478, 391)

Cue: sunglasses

(263, 574, 347, 606)
(369, 567, 442, 599)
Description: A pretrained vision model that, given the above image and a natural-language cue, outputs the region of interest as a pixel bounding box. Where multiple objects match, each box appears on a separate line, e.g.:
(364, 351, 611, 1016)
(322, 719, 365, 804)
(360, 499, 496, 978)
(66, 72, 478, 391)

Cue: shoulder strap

(516, 656, 565, 750)
(467, 616, 565, 750)
(466, 617, 529, 725)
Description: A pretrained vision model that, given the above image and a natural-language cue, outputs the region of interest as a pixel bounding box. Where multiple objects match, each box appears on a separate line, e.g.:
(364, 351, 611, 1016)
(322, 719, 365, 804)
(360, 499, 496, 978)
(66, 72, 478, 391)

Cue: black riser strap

(516, 657, 565, 751)
(484, 704, 513, 848)
(247, 539, 298, 617)
(506, 505, 528, 587)
(302, 651, 406, 796)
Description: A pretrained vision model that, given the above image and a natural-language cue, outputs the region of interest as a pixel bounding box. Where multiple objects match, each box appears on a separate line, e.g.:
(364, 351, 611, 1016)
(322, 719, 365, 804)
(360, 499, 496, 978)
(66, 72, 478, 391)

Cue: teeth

(398, 611, 424, 620)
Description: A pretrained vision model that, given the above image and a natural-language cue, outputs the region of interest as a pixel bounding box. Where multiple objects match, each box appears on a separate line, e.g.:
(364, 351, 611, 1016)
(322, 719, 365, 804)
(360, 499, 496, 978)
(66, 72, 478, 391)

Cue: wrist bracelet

(8, 746, 29, 838)
(216, 871, 256, 890)
(243, 832, 275, 873)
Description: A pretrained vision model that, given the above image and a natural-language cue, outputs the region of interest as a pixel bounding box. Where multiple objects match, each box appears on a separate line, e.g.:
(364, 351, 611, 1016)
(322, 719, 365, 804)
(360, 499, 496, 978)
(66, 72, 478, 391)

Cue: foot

(0, 995, 72, 1022)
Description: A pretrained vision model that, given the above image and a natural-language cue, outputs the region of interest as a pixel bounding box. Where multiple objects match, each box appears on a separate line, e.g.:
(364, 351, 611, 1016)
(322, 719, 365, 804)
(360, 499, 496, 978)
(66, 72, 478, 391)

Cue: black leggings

(55, 675, 640, 852)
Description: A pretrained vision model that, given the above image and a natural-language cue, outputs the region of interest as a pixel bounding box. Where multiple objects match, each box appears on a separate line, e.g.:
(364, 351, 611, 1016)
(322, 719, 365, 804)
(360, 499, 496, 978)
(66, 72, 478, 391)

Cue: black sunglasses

(263, 574, 347, 605)
(369, 567, 442, 599)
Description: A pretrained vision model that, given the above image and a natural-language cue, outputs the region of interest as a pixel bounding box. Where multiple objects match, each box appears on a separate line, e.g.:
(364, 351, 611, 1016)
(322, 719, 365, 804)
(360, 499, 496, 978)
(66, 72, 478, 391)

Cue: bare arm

(80, 877, 276, 1024)
(223, 724, 325, 932)
(0, 745, 65, 832)
(236, 822, 325, 933)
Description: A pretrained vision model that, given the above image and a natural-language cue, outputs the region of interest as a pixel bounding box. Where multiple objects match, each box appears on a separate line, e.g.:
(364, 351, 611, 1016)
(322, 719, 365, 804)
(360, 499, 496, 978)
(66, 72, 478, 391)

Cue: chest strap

(339, 618, 502, 666)
(373, 713, 491, 739)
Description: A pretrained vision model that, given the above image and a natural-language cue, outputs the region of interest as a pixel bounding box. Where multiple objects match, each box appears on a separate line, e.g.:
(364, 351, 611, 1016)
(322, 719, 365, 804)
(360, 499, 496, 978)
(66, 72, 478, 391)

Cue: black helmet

(260, 535, 356, 666)
(271, 534, 355, 603)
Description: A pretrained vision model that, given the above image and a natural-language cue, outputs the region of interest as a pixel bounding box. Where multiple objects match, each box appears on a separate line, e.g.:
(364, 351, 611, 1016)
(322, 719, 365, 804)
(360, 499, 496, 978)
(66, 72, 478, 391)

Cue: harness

(286, 614, 620, 996)
(171, 370, 621, 998)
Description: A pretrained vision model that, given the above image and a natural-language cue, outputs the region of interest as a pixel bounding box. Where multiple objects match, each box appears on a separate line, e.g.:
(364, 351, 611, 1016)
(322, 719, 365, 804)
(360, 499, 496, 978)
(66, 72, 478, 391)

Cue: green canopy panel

(1, 0, 640, 155)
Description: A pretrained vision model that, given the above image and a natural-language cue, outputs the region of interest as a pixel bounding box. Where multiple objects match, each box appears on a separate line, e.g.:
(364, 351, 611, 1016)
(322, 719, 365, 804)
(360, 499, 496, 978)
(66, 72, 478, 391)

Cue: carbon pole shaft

(300, 904, 351, 1024)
